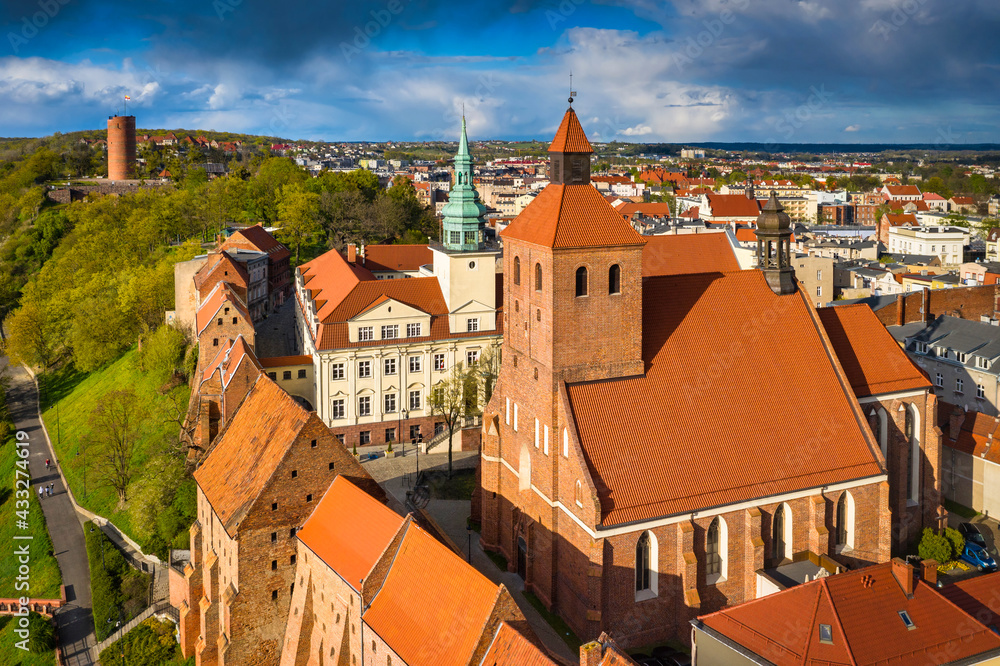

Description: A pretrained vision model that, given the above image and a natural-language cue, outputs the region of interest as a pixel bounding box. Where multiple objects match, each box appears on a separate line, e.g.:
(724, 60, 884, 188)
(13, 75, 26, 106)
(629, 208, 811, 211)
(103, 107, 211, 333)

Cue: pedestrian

(48, 482, 54, 496)
(45, 458, 50, 470)
(38, 486, 44, 499)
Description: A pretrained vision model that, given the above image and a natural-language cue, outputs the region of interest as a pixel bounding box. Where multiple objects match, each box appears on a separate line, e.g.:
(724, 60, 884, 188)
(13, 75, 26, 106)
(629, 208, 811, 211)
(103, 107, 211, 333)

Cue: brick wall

(197, 310, 255, 376)
(874, 285, 1000, 328)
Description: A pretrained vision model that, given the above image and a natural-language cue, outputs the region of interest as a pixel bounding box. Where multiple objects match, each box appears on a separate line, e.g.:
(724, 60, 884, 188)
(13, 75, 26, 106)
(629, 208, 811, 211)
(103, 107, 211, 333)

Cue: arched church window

(513, 256, 520, 285)
(609, 264, 621, 295)
(575, 267, 588, 297)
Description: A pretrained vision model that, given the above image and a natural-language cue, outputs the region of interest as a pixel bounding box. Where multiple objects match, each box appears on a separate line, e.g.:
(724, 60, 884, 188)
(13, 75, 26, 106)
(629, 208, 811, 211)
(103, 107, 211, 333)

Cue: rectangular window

(914, 341, 928, 354)
(332, 363, 345, 380)
(434, 353, 446, 371)
(384, 358, 397, 375)
(358, 360, 372, 378)
(467, 349, 480, 366)
(358, 326, 374, 342)
(936, 373, 943, 388)
(816, 270, 822, 280)
(449, 230, 461, 244)
(467, 318, 480, 332)
(506, 397, 510, 425)
(956, 378, 964, 394)
(385, 428, 396, 442)
(407, 323, 422, 337)
(535, 419, 540, 448)
(544, 425, 549, 456)
(332, 399, 345, 419)
(384, 393, 397, 413)
(381, 325, 398, 340)
(268, 372, 276, 380)
(358, 396, 371, 416)
(977, 356, 990, 369)
(283, 370, 292, 380)
(409, 390, 421, 411)
(409, 356, 422, 373)
(335, 434, 345, 445)
(409, 424, 421, 440)
(956, 352, 967, 363)
(816, 285, 822, 297)
(513, 403, 519, 432)
(297, 369, 307, 379)
(359, 431, 371, 445)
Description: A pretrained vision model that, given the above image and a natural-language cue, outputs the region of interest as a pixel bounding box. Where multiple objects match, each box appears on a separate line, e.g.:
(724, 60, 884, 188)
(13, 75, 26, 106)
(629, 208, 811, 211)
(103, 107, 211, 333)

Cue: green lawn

(426, 468, 477, 501)
(0, 616, 56, 666)
(38, 348, 191, 546)
(945, 498, 980, 520)
(0, 444, 62, 599)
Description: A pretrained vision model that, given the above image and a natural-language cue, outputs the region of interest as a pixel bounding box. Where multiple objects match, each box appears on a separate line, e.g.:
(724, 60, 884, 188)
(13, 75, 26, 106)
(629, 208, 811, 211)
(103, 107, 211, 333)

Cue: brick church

(477, 103, 942, 648)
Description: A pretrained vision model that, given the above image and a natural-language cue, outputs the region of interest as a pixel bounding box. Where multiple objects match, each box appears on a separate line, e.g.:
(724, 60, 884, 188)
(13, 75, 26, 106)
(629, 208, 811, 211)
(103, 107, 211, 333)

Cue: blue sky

(1, 0, 997, 143)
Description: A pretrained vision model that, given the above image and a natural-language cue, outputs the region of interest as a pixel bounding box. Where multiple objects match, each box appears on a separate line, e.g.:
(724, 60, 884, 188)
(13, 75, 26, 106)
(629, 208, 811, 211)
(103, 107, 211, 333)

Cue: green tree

(429, 361, 478, 478)
(3, 300, 57, 368)
(944, 526, 965, 560)
(918, 528, 952, 563)
(276, 183, 322, 263)
(90, 387, 146, 506)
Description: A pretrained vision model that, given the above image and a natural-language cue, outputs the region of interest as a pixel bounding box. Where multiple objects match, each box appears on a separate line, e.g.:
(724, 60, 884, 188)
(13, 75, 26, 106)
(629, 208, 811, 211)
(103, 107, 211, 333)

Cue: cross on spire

(568, 72, 576, 106)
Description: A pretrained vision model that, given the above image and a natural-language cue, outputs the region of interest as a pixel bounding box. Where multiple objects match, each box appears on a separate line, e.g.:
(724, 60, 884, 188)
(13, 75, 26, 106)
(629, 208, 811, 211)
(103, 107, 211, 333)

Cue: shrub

(918, 528, 953, 564)
(100, 618, 179, 666)
(26, 611, 56, 654)
(945, 527, 966, 560)
(86, 522, 151, 641)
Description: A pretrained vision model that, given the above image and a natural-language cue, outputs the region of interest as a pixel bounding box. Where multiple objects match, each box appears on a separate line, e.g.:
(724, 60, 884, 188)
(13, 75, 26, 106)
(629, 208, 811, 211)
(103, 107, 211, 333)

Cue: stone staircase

(90, 600, 178, 661)
(424, 415, 482, 453)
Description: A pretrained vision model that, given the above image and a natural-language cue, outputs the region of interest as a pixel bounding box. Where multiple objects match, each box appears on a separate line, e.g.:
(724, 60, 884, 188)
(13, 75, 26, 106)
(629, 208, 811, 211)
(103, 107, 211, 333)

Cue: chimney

(891, 557, 916, 597)
(921, 559, 938, 587)
(347, 243, 357, 263)
(950, 405, 967, 441)
(896, 293, 905, 327)
(579, 641, 602, 666)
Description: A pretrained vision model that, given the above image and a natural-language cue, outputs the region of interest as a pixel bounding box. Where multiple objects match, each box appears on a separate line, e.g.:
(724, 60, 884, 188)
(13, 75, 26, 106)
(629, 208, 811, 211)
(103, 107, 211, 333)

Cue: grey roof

(850, 267, 892, 279)
(881, 253, 940, 265)
(888, 315, 1000, 373)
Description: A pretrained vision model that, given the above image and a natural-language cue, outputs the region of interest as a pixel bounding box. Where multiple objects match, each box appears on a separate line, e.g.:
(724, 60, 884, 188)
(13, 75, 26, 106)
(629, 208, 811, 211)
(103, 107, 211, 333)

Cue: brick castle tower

(107, 115, 136, 180)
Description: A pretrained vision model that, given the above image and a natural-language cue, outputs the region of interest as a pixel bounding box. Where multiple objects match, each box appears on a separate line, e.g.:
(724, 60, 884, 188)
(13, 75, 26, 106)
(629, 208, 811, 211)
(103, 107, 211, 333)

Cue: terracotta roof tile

(196, 282, 250, 335)
(548, 107, 593, 153)
(706, 194, 762, 219)
(193, 377, 310, 536)
(700, 562, 1000, 665)
(201, 335, 261, 387)
(297, 248, 376, 322)
(358, 244, 433, 272)
(221, 224, 291, 262)
(615, 202, 673, 221)
(501, 184, 646, 249)
(884, 213, 918, 226)
(481, 621, 562, 666)
(886, 185, 922, 196)
(641, 233, 739, 277)
(818, 304, 932, 398)
(193, 252, 249, 291)
(940, 572, 1000, 630)
(259, 354, 313, 367)
(297, 476, 403, 593)
(565, 271, 884, 525)
(735, 228, 796, 243)
(363, 524, 499, 666)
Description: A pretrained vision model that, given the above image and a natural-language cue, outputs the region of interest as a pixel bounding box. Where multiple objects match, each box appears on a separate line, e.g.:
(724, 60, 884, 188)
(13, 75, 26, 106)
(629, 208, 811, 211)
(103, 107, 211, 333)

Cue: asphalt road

(2, 358, 95, 665)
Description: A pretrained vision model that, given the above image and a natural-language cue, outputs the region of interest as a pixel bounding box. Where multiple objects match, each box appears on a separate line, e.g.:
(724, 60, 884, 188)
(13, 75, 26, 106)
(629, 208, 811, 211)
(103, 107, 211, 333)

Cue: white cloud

(844, 124, 861, 132)
(621, 124, 652, 136)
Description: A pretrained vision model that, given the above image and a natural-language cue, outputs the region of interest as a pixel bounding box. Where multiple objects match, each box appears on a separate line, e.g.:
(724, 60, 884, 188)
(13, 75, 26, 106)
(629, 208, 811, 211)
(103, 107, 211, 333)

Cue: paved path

(363, 450, 578, 664)
(254, 298, 299, 358)
(2, 358, 95, 665)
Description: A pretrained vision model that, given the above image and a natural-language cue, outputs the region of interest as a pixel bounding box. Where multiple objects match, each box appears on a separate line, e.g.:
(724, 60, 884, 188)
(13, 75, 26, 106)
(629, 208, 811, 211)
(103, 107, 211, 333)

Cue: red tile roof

(194, 376, 310, 536)
(939, 572, 1000, 630)
(297, 476, 403, 593)
(480, 621, 562, 666)
(946, 410, 1000, 459)
(201, 334, 261, 388)
(923, 192, 946, 201)
(952, 196, 976, 205)
(259, 355, 313, 368)
(884, 213, 918, 226)
(298, 248, 376, 323)
(885, 185, 922, 197)
(501, 184, 646, 249)
(548, 107, 592, 153)
(193, 251, 249, 292)
(565, 271, 884, 525)
(363, 523, 500, 666)
(706, 194, 762, 219)
(817, 304, 931, 398)
(735, 228, 796, 243)
(641, 233, 739, 277)
(615, 202, 673, 221)
(221, 224, 291, 262)
(196, 282, 250, 335)
(358, 244, 433, 272)
(699, 562, 1000, 665)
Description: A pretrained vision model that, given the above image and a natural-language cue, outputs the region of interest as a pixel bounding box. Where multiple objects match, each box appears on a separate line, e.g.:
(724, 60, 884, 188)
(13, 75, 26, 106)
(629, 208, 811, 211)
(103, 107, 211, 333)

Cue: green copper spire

(440, 116, 488, 251)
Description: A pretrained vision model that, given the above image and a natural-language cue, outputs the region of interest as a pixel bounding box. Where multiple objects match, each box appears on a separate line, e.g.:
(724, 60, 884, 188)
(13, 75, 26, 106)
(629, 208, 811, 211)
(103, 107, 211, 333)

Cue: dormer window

(976, 356, 990, 370)
(956, 351, 967, 363)
(913, 341, 928, 354)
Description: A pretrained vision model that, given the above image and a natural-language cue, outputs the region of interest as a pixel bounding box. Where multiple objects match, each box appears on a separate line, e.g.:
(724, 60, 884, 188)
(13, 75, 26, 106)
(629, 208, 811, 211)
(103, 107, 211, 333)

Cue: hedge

(84, 521, 151, 642)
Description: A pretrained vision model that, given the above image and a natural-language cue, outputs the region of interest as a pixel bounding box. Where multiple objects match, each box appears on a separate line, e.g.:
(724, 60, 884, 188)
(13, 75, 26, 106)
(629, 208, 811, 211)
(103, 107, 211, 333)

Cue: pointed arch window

(706, 517, 728, 584)
(575, 267, 589, 297)
(635, 531, 657, 600)
(535, 263, 542, 291)
(609, 264, 621, 295)
(513, 256, 520, 285)
(877, 407, 888, 460)
(574, 480, 583, 507)
(773, 503, 792, 562)
(905, 403, 920, 504)
(836, 491, 855, 552)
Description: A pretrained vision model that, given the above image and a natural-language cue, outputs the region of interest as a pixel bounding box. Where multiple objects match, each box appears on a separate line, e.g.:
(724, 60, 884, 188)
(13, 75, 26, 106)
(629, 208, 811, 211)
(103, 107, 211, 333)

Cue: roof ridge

(799, 581, 824, 665)
(364, 518, 414, 610)
(820, 576, 857, 666)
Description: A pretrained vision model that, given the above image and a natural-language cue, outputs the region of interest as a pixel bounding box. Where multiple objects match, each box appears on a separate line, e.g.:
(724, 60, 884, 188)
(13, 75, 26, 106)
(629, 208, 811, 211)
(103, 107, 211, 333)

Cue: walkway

(2, 358, 95, 666)
(363, 450, 578, 664)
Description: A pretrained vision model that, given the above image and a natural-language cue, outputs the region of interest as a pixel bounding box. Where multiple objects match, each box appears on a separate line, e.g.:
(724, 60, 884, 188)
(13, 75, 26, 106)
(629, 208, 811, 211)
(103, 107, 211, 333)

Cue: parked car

(960, 542, 998, 572)
(959, 523, 990, 551)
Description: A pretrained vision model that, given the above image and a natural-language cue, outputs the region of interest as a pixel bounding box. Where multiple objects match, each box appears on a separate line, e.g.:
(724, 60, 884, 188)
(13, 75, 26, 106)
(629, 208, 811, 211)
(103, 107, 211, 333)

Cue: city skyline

(0, 0, 998, 144)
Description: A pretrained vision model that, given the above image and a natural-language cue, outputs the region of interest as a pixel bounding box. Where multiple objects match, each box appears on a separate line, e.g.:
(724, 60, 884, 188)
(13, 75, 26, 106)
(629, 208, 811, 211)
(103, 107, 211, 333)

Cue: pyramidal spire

(458, 114, 469, 157)
(440, 115, 488, 252)
(548, 99, 592, 185)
